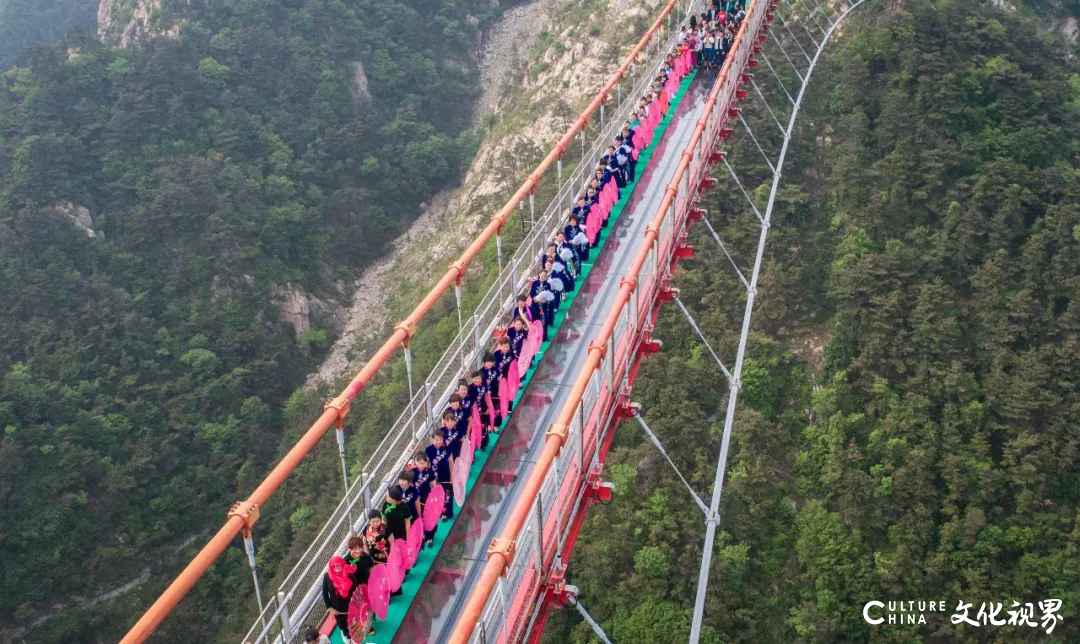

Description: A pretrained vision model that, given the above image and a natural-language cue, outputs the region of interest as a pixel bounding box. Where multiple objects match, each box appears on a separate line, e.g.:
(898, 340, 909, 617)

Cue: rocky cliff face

(396, 0, 665, 267)
(273, 283, 312, 335)
(97, 0, 178, 46)
(433, 0, 665, 236)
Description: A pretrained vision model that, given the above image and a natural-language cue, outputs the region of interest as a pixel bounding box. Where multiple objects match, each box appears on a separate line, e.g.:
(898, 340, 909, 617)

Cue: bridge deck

(364, 76, 712, 644)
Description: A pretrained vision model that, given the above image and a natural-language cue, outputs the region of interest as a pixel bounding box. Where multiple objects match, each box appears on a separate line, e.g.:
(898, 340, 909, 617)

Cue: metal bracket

(488, 538, 517, 575)
(394, 320, 417, 347)
(228, 501, 260, 539)
(585, 467, 615, 503)
(674, 244, 694, 260)
(324, 397, 351, 428)
(547, 564, 570, 603)
(638, 333, 663, 356)
(659, 285, 680, 303)
(450, 259, 469, 285)
(545, 423, 570, 447)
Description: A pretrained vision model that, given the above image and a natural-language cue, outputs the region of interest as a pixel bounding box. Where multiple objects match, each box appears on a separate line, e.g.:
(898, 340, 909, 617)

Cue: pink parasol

(507, 360, 521, 401)
(527, 320, 544, 356)
(367, 564, 391, 621)
(470, 406, 482, 451)
(600, 183, 615, 213)
(484, 391, 495, 426)
(586, 211, 601, 244)
(405, 518, 423, 567)
(517, 329, 536, 373)
(423, 485, 445, 532)
(347, 584, 371, 639)
(452, 456, 467, 506)
(498, 377, 510, 418)
(387, 540, 406, 592)
(461, 437, 473, 467)
(516, 349, 529, 380)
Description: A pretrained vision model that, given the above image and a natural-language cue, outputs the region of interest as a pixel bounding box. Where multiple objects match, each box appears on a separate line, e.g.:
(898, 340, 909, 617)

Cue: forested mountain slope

(545, 0, 1080, 641)
(0, 0, 97, 69)
(0, 0, 498, 639)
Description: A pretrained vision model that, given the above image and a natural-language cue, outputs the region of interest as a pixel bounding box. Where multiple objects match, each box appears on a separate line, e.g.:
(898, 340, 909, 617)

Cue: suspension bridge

(120, 0, 864, 640)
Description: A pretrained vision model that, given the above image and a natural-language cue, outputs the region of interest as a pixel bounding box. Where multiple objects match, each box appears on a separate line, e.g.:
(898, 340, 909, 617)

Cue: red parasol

(347, 584, 371, 639)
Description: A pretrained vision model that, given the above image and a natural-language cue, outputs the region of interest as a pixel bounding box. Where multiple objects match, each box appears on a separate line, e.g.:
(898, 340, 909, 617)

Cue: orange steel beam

(121, 1, 685, 641)
(448, 3, 762, 640)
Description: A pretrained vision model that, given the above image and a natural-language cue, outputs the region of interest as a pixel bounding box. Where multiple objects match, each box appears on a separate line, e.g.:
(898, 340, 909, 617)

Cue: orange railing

(121, 0, 694, 640)
(448, 0, 769, 639)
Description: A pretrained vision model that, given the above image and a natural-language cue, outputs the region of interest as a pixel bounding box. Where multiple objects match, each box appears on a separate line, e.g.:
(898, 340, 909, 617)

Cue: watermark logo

(862, 600, 946, 626)
(863, 600, 1063, 635)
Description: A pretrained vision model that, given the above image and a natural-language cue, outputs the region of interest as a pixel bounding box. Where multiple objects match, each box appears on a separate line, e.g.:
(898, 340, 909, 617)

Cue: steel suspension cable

(568, 595, 615, 644)
(673, 297, 733, 381)
(738, 113, 777, 172)
(687, 2, 867, 641)
(751, 79, 788, 135)
(700, 215, 751, 290)
(721, 156, 765, 223)
(633, 414, 711, 515)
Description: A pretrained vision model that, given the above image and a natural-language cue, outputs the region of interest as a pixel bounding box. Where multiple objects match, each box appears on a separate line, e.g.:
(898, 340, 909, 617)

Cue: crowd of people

(311, 4, 749, 639)
(683, 0, 748, 70)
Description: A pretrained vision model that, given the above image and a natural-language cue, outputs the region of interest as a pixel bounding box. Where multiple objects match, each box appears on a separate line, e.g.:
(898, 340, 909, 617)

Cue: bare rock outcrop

(272, 283, 311, 334)
(350, 61, 373, 106)
(97, 0, 179, 47)
(54, 201, 102, 239)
